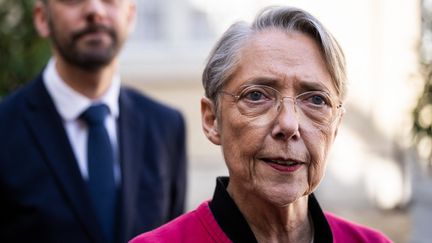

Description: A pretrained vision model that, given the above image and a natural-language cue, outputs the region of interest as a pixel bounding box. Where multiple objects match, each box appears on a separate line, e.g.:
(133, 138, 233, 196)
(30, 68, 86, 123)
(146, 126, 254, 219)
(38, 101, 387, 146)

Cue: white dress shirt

(43, 58, 121, 184)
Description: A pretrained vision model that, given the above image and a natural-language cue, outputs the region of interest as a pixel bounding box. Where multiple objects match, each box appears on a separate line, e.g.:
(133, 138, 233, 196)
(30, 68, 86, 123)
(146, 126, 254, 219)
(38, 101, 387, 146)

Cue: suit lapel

(24, 76, 104, 242)
(117, 89, 145, 242)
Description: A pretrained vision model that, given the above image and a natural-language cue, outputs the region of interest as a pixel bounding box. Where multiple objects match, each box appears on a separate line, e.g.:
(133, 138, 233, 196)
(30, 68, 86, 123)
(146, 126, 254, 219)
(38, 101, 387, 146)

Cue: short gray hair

(202, 6, 347, 106)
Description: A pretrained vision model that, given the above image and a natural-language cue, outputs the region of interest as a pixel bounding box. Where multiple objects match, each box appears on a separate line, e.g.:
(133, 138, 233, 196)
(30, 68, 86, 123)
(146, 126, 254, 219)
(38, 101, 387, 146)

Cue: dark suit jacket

(0, 74, 187, 243)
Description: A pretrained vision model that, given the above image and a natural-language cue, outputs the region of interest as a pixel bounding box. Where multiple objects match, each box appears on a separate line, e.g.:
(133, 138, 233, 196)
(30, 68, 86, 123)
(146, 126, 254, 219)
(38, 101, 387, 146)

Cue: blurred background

(1, 0, 432, 242)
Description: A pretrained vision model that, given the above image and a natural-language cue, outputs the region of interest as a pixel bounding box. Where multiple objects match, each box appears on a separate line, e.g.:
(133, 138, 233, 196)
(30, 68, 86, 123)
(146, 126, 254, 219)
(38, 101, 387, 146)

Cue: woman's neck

(227, 182, 313, 243)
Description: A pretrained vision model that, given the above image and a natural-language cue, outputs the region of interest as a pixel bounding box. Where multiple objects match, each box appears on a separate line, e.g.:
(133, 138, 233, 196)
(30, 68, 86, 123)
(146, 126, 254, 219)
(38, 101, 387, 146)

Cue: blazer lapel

(117, 89, 144, 243)
(24, 77, 104, 242)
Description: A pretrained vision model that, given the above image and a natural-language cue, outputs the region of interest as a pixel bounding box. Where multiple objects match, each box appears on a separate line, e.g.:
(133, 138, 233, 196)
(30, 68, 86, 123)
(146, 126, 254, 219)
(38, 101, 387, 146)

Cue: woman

(130, 6, 392, 243)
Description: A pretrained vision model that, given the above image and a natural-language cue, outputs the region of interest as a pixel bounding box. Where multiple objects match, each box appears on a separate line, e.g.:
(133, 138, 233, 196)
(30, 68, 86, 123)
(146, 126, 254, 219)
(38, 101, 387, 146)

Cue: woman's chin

(258, 185, 308, 208)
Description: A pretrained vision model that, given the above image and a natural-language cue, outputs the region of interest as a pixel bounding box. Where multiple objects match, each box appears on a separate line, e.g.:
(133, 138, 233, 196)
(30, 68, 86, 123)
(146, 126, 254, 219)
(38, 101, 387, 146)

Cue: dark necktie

(81, 104, 117, 242)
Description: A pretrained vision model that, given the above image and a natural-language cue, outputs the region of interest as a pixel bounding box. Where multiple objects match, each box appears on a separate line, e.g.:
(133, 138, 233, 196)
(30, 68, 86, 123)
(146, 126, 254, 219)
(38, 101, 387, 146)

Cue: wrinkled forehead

(225, 30, 336, 96)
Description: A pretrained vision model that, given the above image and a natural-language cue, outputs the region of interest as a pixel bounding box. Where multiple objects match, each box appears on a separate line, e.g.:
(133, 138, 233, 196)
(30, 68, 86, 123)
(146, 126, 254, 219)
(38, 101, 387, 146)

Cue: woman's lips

(261, 158, 305, 172)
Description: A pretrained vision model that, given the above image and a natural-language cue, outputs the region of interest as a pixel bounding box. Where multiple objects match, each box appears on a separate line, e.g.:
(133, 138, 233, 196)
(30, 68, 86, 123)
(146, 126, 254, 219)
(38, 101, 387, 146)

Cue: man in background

(0, 0, 187, 242)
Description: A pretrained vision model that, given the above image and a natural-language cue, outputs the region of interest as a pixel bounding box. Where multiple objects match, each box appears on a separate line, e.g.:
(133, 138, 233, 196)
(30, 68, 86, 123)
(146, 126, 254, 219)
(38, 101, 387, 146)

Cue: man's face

(202, 30, 342, 207)
(35, 0, 135, 70)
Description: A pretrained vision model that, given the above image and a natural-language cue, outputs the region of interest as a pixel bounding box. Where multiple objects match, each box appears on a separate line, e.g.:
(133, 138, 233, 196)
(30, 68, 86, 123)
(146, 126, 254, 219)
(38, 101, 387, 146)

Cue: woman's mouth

(261, 158, 305, 173)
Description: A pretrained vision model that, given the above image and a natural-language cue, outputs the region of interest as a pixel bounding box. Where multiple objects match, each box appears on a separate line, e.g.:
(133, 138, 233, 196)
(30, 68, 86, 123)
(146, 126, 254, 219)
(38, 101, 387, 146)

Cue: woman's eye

(300, 92, 331, 107)
(244, 91, 265, 101)
(310, 95, 326, 105)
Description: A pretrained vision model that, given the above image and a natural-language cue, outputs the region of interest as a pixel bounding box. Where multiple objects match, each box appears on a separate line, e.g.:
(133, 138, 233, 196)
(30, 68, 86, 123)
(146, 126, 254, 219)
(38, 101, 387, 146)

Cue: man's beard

(49, 20, 120, 71)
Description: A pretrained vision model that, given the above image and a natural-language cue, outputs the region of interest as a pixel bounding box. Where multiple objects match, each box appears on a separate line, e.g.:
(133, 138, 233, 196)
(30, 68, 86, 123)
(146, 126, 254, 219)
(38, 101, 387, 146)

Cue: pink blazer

(129, 201, 392, 243)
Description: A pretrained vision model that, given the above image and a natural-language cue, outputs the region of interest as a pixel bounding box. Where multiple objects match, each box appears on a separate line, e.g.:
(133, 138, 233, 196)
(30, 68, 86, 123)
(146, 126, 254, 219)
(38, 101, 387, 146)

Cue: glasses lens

(295, 91, 336, 126)
(236, 85, 278, 118)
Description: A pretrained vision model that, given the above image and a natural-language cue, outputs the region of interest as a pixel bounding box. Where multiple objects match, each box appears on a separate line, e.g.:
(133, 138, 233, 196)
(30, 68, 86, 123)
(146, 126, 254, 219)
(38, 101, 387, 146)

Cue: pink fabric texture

(129, 201, 231, 243)
(130, 201, 392, 243)
(325, 212, 392, 243)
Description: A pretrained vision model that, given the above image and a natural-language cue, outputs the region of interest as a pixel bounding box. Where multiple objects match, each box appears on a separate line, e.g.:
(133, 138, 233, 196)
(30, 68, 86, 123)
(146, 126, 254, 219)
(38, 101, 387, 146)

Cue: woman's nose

(271, 99, 300, 141)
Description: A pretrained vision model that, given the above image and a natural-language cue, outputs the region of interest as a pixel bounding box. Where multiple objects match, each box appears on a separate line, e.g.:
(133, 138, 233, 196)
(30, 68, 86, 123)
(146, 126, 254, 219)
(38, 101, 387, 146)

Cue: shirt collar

(209, 176, 333, 243)
(43, 58, 120, 121)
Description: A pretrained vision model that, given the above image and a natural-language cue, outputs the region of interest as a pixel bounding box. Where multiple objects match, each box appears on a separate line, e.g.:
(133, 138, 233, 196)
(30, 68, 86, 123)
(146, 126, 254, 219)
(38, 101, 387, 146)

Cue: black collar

(209, 177, 333, 243)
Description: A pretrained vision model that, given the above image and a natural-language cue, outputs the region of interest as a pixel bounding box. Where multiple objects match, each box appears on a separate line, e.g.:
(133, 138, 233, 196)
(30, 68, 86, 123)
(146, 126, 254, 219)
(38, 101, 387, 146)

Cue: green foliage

(413, 64, 432, 164)
(413, 0, 432, 166)
(0, 0, 50, 98)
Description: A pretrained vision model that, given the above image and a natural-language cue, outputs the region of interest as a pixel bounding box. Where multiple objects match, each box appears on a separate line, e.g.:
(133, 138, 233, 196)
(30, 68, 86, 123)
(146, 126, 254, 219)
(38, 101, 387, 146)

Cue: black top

(209, 177, 333, 243)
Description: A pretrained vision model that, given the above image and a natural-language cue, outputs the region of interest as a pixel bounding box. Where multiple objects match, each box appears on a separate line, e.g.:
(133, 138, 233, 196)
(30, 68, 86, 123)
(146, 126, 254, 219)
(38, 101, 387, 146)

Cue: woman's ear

(201, 97, 221, 145)
(33, 1, 50, 38)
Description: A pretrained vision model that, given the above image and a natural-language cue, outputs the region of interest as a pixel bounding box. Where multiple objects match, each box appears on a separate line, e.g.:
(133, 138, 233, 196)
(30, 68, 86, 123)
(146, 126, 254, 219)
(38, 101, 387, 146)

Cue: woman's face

(202, 30, 343, 207)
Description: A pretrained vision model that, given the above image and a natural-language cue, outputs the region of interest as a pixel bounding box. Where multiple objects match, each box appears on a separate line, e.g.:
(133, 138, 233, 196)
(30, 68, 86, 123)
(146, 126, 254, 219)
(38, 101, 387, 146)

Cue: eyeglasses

(220, 85, 343, 127)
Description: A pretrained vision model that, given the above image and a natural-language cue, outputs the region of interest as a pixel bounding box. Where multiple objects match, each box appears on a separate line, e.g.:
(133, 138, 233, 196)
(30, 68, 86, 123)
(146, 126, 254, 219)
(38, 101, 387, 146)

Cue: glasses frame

(220, 84, 344, 127)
